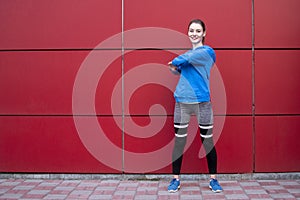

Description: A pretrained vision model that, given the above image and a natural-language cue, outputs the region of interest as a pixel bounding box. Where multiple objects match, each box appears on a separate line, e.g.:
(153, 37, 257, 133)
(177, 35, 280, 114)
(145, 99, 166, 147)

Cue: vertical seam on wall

(121, 0, 125, 173)
(251, 0, 256, 173)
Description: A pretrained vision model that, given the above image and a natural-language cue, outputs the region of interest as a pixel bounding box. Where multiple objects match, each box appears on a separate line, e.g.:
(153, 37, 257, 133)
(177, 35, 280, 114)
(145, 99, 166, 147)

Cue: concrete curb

(1, 173, 299, 180)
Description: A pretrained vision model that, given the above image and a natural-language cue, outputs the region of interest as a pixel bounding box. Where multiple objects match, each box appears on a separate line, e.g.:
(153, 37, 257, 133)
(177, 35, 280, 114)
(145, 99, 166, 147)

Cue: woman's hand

(168, 61, 177, 71)
(168, 61, 180, 75)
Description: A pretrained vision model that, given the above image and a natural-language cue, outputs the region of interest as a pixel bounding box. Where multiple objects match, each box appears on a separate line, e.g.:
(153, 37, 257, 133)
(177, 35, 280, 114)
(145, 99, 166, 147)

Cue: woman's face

(188, 22, 206, 45)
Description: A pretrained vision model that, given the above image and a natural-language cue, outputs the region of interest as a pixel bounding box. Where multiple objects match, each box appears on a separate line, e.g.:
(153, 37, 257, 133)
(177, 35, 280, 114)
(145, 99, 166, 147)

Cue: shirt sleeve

(171, 46, 216, 68)
(171, 52, 189, 67)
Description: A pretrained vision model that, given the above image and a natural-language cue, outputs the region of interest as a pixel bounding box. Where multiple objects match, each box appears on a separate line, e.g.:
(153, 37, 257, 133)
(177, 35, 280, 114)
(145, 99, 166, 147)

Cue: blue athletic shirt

(171, 45, 216, 103)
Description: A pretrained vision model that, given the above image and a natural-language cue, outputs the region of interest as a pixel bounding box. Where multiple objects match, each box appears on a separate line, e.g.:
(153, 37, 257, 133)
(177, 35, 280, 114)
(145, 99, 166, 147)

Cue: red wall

(0, 0, 299, 173)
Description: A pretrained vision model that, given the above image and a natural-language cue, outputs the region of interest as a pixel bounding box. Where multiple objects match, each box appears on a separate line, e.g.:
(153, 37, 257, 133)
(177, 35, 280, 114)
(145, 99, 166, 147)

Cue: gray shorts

(174, 102, 213, 128)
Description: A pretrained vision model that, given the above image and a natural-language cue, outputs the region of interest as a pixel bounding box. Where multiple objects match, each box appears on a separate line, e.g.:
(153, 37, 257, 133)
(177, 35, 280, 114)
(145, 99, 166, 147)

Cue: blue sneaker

(209, 179, 223, 193)
(168, 178, 180, 192)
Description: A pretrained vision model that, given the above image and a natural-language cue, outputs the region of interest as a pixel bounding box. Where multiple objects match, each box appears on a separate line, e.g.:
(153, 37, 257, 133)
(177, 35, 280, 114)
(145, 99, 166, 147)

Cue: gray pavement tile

(43, 194, 68, 199)
(114, 190, 136, 196)
(0, 181, 22, 186)
(0, 193, 23, 199)
(95, 186, 116, 191)
(180, 194, 203, 199)
(269, 193, 296, 199)
(69, 190, 93, 196)
(225, 193, 249, 199)
(0, 188, 10, 195)
(134, 194, 158, 200)
(54, 186, 75, 191)
(12, 185, 35, 190)
(239, 181, 260, 186)
(244, 189, 268, 195)
(88, 194, 112, 199)
(27, 189, 50, 195)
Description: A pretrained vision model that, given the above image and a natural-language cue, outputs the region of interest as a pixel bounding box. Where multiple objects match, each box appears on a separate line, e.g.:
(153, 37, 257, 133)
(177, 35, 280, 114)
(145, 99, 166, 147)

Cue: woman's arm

(168, 61, 181, 75)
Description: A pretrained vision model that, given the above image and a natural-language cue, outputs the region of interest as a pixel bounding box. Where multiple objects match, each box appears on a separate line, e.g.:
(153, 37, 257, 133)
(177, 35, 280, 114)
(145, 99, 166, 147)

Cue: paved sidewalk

(0, 178, 300, 200)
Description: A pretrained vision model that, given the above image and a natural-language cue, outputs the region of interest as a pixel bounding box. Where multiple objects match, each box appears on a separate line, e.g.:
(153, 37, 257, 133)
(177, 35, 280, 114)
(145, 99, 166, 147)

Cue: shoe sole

(168, 185, 180, 193)
(209, 185, 222, 193)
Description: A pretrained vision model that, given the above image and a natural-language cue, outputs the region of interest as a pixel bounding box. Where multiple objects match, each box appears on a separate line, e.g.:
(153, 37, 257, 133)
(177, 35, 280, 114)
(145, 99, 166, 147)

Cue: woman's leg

(197, 102, 217, 175)
(172, 124, 188, 176)
(168, 103, 191, 192)
(172, 103, 191, 176)
(197, 102, 222, 192)
(172, 103, 193, 177)
(199, 126, 217, 175)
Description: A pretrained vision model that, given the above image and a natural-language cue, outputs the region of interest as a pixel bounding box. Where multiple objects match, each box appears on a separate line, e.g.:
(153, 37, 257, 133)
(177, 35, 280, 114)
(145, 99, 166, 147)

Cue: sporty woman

(168, 19, 223, 193)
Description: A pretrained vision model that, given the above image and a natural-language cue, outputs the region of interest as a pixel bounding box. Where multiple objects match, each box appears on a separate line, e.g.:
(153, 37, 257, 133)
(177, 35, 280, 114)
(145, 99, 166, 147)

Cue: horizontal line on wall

(0, 47, 256, 52)
(0, 48, 121, 52)
(3, 114, 299, 117)
(254, 114, 300, 117)
(0, 47, 299, 52)
(0, 114, 122, 117)
(254, 48, 300, 51)
(0, 114, 234, 117)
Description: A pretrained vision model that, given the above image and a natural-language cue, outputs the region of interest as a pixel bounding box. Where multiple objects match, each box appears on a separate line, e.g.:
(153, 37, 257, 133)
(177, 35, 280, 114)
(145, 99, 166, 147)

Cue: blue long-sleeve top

(171, 45, 216, 103)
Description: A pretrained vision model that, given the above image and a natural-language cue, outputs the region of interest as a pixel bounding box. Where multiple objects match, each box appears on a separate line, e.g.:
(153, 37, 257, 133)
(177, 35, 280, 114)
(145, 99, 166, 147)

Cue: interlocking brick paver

(27, 189, 50, 195)
(22, 193, 46, 199)
(245, 189, 268, 194)
(0, 188, 9, 195)
(269, 193, 296, 199)
(43, 194, 67, 199)
(136, 187, 158, 195)
(240, 180, 260, 187)
(0, 193, 23, 199)
(59, 180, 80, 187)
(89, 194, 112, 199)
(0, 178, 299, 199)
(247, 194, 272, 200)
(13, 185, 35, 190)
(134, 194, 158, 200)
(54, 186, 75, 191)
(1, 181, 21, 186)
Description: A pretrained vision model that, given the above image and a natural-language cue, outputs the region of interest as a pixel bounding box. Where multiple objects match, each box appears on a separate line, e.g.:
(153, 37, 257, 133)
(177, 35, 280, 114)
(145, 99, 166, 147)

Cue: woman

(168, 19, 223, 193)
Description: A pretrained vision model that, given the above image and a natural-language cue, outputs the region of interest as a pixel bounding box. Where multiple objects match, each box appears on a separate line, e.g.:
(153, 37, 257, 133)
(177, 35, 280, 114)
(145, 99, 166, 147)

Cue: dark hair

(188, 19, 206, 43)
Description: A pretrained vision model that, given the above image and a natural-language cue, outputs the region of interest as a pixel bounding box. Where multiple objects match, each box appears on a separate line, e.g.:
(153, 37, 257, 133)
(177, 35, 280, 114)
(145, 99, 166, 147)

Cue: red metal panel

(123, 50, 177, 116)
(215, 50, 252, 115)
(0, 116, 122, 173)
(255, 50, 300, 114)
(215, 116, 253, 173)
(0, 51, 84, 115)
(0, 51, 122, 115)
(94, 51, 122, 115)
(255, 116, 300, 172)
(0, 0, 121, 49)
(123, 116, 252, 173)
(123, 116, 174, 173)
(255, 0, 300, 48)
(124, 0, 252, 48)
